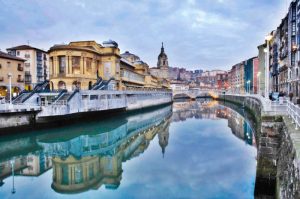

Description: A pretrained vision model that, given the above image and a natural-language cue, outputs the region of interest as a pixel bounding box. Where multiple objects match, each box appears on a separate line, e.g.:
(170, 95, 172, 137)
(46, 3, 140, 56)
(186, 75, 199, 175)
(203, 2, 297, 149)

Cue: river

(0, 99, 257, 199)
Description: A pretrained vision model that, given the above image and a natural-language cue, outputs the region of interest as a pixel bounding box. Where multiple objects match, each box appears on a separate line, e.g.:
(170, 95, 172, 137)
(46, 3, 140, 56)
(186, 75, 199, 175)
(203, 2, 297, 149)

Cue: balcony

(121, 70, 145, 84)
(37, 72, 44, 77)
(17, 77, 24, 83)
(17, 65, 24, 71)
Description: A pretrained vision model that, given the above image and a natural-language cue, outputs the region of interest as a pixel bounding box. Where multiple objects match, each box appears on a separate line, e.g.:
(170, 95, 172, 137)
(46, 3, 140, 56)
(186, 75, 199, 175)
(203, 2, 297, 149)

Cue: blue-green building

(244, 57, 256, 94)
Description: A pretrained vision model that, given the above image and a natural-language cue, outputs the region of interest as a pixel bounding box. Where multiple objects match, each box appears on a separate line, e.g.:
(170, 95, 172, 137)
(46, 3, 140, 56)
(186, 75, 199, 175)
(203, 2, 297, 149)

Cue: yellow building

(49, 41, 170, 91)
(48, 40, 120, 91)
(120, 51, 167, 89)
(0, 51, 25, 97)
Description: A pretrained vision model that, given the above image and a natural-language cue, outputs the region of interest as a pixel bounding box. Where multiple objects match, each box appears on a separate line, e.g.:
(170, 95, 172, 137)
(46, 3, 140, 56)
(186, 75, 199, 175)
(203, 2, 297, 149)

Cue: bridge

(173, 89, 219, 99)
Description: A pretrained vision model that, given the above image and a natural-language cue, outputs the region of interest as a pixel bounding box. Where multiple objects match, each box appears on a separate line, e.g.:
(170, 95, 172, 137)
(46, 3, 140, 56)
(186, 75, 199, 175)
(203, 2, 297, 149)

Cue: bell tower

(157, 42, 169, 69)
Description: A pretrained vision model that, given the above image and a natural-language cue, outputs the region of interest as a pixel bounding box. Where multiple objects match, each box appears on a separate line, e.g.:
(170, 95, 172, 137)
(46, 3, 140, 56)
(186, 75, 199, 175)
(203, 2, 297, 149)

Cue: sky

(0, 0, 290, 70)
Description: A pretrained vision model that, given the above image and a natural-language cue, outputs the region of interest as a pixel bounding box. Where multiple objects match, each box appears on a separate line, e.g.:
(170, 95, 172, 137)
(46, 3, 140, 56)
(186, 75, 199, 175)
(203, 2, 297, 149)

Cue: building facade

(0, 51, 25, 98)
(7, 45, 49, 90)
(48, 40, 120, 91)
(257, 44, 266, 96)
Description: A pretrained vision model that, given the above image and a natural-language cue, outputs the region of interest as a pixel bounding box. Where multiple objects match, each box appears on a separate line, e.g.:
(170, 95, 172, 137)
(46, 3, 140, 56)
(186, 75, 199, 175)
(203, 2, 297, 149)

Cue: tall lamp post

(257, 72, 261, 95)
(7, 73, 12, 105)
(265, 34, 273, 98)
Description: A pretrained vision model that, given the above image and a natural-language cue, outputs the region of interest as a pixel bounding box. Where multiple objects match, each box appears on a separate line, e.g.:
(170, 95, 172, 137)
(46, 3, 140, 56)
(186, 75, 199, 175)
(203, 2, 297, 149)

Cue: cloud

(0, 0, 287, 70)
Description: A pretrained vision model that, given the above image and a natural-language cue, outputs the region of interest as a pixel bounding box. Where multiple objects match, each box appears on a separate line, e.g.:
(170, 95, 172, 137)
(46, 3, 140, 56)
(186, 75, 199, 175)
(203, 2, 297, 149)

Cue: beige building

(120, 51, 165, 89)
(7, 45, 49, 90)
(48, 40, 120, 91)
(0, 51, 25, 98)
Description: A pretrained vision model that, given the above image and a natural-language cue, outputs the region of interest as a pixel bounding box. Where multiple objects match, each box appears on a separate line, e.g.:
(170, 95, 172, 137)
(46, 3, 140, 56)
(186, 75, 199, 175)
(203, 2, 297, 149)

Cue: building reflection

(40, 106, 172, 193)
(0, 105, 172, 194)
(173, 100, 255, 146)
(0, 101, 254, 195)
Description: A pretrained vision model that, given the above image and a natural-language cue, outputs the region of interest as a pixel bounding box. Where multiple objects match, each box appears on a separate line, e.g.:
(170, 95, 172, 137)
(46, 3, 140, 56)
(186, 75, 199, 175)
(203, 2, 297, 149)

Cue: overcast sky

(0, 0, 290, 70)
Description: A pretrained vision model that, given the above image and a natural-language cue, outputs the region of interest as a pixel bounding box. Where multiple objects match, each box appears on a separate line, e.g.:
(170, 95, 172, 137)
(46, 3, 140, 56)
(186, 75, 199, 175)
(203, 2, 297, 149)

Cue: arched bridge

(173, 89, 219, 99)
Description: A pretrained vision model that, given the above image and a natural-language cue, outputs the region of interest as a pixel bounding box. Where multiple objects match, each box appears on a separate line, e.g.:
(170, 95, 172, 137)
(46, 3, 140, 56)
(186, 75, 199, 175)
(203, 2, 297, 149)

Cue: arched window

(88, 81, 93, 90)
(72, 81, 81, 90)
(58, 81, 66, 90)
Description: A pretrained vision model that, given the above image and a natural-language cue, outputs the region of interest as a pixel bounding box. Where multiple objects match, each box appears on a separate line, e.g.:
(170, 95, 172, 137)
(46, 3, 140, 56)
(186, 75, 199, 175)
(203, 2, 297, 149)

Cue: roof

(7, 45, 47, 53)
(0, 51, 26, 62)
(120, 58, 135, 68)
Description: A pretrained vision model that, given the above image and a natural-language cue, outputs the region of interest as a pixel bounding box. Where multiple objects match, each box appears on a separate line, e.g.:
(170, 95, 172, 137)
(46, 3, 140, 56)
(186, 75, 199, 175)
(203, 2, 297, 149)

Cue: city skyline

(0, 0, 288, 70)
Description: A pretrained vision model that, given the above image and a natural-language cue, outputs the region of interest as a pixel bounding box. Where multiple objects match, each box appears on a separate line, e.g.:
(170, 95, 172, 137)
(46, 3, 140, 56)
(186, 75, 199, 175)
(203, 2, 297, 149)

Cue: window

(61, 165, 69, 185)
(86, 58, 92, 73)
(82, 95, 88, 100)
(58, 56, 66, 74)
(292, 53, 296, 66)
(17, 51, 20, 56)
(72, 56, 80, 68)
(90, 95, 98, 100)
(74, 165, 83, 184)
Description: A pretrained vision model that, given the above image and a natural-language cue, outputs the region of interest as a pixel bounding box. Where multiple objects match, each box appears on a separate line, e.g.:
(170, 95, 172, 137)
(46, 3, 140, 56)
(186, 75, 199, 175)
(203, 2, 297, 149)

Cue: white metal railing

(0, 103, 41, 113)
(287, 100, 300, 129)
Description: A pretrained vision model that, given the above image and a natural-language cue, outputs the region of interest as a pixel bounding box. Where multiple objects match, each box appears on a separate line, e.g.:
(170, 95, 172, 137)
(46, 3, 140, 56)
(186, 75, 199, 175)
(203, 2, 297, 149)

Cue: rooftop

(0, 51, 26, 61)
(6, 45, 47, 53)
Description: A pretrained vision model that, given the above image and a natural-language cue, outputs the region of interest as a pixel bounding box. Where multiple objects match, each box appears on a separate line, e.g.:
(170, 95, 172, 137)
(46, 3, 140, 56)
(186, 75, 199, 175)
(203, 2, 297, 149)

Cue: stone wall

(217, 94, 300, 198)
(0, 112, 36, 130)
(277, 116, 300, 198)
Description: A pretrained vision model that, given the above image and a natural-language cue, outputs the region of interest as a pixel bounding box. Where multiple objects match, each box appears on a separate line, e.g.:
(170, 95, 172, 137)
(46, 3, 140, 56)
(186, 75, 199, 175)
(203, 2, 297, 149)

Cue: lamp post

(10, 159, 16, 194)
(257, 72, 261, 95)
(7, 73, 12, 105)
(265, 34, 273, 98)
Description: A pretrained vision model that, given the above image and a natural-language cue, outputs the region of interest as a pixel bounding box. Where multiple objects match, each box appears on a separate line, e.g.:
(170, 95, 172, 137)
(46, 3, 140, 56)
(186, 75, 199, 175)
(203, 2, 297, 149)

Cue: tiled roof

(0, 51, 26, 61)
(6, 45, 47, 53)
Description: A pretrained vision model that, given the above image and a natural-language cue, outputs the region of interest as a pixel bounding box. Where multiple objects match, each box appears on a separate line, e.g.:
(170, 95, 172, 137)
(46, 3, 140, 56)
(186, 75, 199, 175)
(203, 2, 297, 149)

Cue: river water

(0, 100, 257, 199)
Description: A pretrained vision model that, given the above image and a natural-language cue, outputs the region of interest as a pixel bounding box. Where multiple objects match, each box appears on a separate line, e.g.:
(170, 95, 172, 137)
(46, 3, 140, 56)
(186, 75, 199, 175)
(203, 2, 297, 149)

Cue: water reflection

(0, 100, 257, 198)
(0, 105, 172, 195)
(173, 99, 255, 146)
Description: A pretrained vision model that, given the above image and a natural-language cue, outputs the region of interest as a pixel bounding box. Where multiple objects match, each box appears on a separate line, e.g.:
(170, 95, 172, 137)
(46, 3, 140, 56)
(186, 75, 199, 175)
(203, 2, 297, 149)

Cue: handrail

(67, 89, 79, 102)
(52, 89, 67, 102)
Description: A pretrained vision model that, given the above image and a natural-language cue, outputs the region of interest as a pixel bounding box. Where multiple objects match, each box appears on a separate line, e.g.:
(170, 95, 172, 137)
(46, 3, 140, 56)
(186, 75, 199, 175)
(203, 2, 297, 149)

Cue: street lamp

(265, 34, 273, 98)
(257, 72, 261, 95)
(7, 73, 12, 105)
(10, 159, 16, 194)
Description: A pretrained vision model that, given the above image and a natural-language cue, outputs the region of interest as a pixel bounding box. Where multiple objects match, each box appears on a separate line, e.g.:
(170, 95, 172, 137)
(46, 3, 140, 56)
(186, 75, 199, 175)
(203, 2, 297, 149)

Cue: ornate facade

(48, 41, 120, 91)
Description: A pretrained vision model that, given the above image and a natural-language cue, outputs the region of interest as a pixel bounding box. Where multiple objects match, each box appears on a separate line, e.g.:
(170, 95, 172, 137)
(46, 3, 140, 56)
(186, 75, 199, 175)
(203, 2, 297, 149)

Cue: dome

(102, 40, 118, 48)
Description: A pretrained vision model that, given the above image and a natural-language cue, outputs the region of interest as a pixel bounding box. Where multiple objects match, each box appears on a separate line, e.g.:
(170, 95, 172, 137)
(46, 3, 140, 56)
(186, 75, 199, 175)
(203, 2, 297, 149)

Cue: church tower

(158, 127, 170, 158)
(157, 42, 169, 69)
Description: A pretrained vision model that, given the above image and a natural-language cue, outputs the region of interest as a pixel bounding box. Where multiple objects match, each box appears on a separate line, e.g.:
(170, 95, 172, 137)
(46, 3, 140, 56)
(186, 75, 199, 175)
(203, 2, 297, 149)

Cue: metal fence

(287, 100, 300, 130)
(0, 103, 41, 113)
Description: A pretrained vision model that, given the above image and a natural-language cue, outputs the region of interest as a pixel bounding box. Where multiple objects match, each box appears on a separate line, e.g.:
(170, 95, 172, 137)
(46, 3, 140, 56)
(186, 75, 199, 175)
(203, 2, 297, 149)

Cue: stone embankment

(218, 94, 299, 199)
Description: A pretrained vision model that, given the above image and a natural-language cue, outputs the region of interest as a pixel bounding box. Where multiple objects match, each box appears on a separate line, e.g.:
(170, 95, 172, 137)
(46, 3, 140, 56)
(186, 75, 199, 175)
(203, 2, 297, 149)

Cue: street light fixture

(7, 73, 12, 105)
(264, 34, 272, 99)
